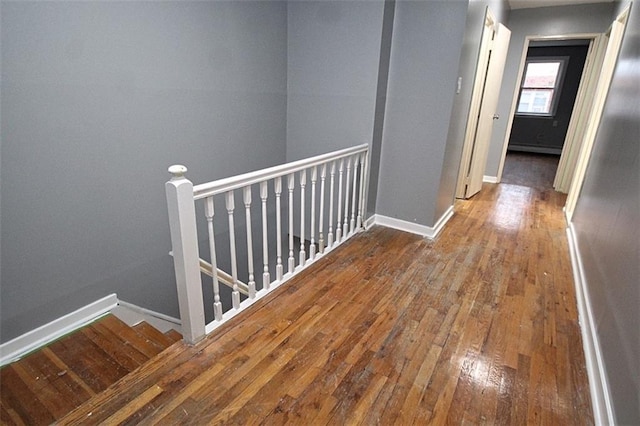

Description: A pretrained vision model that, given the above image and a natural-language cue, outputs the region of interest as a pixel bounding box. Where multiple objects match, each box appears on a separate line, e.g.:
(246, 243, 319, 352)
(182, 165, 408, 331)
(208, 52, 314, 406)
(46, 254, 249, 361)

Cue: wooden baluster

(328, 161, 336, 248)
(319, 163, 326, 254)
(204, 197, 223, 321)
(165, 165, 205, 344)
(309, 166, 317, 260)
(275, 177, 283, 281)
(336, 158, 344, 243)
(243, 186, 256, 299)
(350, 154, 359, 234)
(260, 181, 270, 290)
(357, 151, 367, 230)
(299, 169, 307, 266)
(225, 191, 240, 309)
(288, 173, 295, 274)
(343, 156, 351, 238)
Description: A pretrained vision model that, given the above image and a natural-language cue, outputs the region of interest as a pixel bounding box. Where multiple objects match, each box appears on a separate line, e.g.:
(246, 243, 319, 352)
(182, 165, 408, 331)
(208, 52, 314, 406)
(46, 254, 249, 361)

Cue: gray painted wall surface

(1, 1, 287, 342)
(286, 0, 384, 162)
(436, 0, 508, 218)
(485, 2, 616, 178)
(376, 0, 468, 227)
(367, 0, 396, 218)
(572, 1, 639, 423)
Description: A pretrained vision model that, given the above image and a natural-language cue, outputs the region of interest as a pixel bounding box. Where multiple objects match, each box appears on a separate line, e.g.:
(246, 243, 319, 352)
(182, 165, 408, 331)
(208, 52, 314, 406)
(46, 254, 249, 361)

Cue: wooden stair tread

(0, 314, 181, 425)
(164, 329, 183, 343)
(132, 321, 176, 350)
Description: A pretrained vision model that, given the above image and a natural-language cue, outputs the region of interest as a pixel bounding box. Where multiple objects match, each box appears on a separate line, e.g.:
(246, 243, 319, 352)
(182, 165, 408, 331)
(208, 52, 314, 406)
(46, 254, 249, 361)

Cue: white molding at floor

(566, 224, 615, 426)
(483, 175, 499, 183)
(115, 300, 182, 334)
(0, 294, 118, 366)
(368, 206, 454, 239)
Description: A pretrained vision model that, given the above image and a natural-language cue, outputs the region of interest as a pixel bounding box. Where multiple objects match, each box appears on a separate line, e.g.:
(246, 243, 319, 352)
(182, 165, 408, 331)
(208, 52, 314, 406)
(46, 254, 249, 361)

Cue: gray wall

(571, 1, 639, 423)
(375, 0, 468, 226)
(286, 0, 384, 161)
(0, 1, 288, 342)
(437, 0, 508, 218)
(485, 2, 617, 178)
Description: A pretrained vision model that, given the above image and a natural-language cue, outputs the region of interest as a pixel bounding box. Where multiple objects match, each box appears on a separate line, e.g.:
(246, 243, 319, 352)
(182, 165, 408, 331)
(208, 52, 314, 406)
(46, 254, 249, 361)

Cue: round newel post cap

(168, 165, 188, 179)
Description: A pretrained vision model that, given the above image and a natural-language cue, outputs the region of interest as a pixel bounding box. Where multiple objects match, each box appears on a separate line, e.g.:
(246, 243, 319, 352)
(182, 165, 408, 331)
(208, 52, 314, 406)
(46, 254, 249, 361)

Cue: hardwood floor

(2, 153, 592, 425)
(55, 164, 591, 424)
(501, 151, 560, 190)
(0, 316, 182, 424)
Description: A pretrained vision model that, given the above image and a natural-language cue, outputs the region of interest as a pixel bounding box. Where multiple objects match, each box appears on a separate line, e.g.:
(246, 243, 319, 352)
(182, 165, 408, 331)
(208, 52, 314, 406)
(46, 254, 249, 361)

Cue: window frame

(516, 56, 569, 118)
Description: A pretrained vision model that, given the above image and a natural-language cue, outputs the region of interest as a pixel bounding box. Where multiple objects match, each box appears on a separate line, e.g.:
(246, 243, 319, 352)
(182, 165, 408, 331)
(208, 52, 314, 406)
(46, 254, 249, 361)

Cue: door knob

(493, 114, 500, 120)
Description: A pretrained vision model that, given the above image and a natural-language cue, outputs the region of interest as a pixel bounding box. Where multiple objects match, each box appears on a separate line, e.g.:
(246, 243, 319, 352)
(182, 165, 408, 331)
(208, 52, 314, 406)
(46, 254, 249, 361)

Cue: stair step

(132, 321, 177, 351)
(0, 314, 179, 425)
(164, 328, 183, 344)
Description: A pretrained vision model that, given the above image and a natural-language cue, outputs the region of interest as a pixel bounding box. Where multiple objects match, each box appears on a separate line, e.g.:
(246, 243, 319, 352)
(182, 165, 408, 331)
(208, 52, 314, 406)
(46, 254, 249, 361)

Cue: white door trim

(495, 32, 601, 185)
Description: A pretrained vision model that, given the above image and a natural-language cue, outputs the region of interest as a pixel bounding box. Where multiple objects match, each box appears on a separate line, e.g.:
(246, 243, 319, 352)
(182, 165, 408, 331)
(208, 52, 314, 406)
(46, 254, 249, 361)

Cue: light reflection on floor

(490, 184, 533, 232)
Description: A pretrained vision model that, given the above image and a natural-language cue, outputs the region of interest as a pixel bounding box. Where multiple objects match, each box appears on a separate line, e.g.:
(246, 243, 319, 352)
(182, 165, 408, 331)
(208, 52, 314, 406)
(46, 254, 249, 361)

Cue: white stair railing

(166, 144, 369, 344)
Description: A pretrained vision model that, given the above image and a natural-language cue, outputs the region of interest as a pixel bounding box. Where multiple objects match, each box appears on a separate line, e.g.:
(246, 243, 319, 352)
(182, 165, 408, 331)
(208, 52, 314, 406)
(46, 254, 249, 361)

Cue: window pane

(523, 62, 561, 88)
(517, 89, 554, 114)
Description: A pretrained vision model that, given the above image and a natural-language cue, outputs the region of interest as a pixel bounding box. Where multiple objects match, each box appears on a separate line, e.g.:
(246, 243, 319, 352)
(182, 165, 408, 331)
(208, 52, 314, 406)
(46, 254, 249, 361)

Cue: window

(516, 57, 568, 117)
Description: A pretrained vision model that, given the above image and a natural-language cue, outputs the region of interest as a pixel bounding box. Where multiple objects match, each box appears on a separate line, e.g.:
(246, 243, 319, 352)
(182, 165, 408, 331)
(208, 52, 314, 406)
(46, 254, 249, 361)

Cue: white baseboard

(0, 294, 118, 366)
(566, 224, 614, 425)
(368, 206, 454, 239)
(364, 214, 376, 229)
(483, 175, 498, 183)
(115, 300, 182, 334)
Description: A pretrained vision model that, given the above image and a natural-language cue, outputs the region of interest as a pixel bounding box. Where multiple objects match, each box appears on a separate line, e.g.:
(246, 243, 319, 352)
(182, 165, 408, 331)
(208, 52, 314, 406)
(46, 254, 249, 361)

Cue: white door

(565, 7, 629, 221)
(457, 21, 511, 199)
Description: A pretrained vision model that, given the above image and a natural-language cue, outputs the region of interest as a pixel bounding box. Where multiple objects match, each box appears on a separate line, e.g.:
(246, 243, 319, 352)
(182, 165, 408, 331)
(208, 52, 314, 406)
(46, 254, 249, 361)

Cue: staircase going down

(0, 315, 182, 425)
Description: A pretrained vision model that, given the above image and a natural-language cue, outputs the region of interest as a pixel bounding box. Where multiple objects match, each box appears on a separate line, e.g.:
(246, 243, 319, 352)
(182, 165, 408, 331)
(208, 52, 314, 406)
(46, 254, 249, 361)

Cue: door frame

(494, 32, 601, 186)
(564, 5, 630, 222)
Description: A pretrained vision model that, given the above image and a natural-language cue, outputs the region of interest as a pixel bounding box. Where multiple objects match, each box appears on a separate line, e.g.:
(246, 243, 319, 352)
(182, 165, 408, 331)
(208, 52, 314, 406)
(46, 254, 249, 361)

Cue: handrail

(166, 143, 370, 343)
(192, 144, 368, 200)
(198, 258, 249, 296)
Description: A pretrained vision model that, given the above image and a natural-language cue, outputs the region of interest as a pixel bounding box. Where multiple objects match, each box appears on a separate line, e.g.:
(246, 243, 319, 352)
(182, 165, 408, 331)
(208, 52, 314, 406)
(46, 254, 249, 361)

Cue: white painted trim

(494, 32, 601, 184)
(117, 300, 181, 325)
(0, 294, 118, 366)
(566, 224, 615, 426)
(364, 214, 376, 229)
(368, 206, 454, 240)
(483, 175, 498, 183)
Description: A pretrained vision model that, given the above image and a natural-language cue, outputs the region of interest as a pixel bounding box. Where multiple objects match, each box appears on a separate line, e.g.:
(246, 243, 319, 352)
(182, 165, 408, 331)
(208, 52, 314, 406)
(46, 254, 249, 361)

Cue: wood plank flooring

(51, 157, 591, 424)
(0, 316, 182, 424)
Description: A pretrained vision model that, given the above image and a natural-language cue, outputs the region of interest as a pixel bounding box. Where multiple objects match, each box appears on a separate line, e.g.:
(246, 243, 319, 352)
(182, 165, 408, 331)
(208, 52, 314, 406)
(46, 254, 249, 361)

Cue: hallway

(45, 152, 593, 424)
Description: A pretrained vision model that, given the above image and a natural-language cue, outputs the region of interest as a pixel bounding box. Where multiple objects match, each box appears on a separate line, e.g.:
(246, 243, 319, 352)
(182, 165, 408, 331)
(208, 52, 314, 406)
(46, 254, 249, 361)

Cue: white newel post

(166, 165, 206, 344)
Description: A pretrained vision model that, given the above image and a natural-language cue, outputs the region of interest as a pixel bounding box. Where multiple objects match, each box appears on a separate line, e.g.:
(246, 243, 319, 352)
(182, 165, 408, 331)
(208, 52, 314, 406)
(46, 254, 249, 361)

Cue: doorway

(508, 42, 590, 156)
(456, 9, 511, 199)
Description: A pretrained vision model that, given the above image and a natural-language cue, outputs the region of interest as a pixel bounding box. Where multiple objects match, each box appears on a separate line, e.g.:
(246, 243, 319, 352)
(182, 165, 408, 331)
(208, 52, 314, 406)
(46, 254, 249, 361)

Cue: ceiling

(508, 0, 615, 10)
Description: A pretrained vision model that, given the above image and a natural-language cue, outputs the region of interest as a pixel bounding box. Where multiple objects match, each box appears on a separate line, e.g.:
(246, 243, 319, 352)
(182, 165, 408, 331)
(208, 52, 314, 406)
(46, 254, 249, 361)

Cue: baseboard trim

(483, 175, 498, 183)
(117, 300, 181, 325)
(566, 224, 614, 425)
(368, 206, 454, 239)
(364, 214, 376, 229)
(0, 294, 118, 366)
